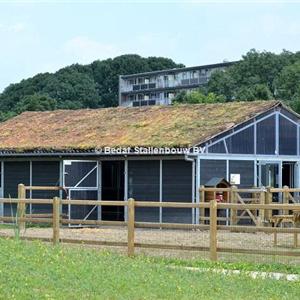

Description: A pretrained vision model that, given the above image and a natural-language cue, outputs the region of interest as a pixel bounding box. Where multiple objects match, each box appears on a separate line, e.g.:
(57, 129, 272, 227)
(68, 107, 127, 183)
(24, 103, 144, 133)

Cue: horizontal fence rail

(0, 184, 299, 261)
(3, 198, 300, 210)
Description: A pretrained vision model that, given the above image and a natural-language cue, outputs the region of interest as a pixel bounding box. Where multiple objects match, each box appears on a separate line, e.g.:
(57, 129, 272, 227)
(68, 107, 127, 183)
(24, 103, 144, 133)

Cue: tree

(173, 90, 225, 104)
(207, 49, 299, 103)
(235, 84, 272, 101)
(42, 69, 101, 108)
(15, 93, 57, 113)
(274, 61, 300, 100)
(207, 70, 235, 101)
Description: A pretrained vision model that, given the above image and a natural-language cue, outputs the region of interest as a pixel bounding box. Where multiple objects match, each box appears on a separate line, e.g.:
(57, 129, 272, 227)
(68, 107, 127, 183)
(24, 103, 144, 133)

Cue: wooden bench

(270, 213, 300, 248)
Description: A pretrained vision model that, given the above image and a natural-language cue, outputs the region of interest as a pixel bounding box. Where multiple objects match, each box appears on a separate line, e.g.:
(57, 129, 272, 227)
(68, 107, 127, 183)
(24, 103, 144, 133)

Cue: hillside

(0, 55, 184, 121)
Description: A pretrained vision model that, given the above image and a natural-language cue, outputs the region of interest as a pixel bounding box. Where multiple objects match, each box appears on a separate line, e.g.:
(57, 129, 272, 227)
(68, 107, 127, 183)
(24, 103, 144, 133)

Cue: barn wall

(4, 161, 30, 216)
(32, 161, 60, 214)
(128, 160, 160, 222)
(228, 160, 254, 188)
(162, 160, 193, 223)
(200, 159, 227, 185)
(3, 161, 61, 216)
(199, 159, 254, 188)
(127, 159, 193, 223)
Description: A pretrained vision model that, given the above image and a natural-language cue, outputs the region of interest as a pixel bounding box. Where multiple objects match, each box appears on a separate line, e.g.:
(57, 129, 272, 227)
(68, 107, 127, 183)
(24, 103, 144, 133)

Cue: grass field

(0, 238, 299, 299)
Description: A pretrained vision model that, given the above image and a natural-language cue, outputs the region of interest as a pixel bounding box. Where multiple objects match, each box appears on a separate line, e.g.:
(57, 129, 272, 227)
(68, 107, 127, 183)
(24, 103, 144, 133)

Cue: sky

(0, 0, 300, 92)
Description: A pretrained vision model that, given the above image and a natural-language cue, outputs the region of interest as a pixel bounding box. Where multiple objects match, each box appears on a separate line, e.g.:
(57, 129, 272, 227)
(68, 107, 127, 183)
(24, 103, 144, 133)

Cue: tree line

(174, 49, 300, 113)
(1, 49, 300, 121)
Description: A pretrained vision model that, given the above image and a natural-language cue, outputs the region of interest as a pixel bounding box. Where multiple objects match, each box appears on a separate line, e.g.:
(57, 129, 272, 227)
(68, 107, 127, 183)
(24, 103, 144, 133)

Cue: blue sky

(0, 1, 300, 91)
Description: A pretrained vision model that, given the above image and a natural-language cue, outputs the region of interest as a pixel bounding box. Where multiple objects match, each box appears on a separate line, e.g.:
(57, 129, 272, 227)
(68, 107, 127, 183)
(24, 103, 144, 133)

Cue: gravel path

(0, 226, 299, 263)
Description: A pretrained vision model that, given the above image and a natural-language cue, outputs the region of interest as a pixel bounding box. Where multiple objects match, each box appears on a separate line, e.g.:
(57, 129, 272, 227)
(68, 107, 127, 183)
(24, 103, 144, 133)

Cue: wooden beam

(200, 185, 205, 224)
(258, 190, 265, 226)
(127, 198, 135, 256)
(236, 194, 258, 226)
(230, 186, 237, 226)
(52, 197, 60, 245)
(283, 185, 289, 215)
(17, 183, 26, 231)
(210, 199, 218, 261)
(25, 186, 64, 191)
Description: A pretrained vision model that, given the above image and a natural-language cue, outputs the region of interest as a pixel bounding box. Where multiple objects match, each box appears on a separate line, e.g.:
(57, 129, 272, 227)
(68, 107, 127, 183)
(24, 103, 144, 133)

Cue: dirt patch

(0, 226, 299, 263)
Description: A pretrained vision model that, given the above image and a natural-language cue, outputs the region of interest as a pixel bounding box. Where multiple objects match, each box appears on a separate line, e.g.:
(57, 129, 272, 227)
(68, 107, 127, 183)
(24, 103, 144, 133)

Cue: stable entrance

(63, 160, 124, 221)
(101, 161, 124, 221)
(63, 160, 99, 221)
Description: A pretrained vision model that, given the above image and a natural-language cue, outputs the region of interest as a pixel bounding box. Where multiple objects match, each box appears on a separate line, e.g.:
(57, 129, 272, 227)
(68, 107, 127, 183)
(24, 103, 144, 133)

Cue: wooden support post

(283, 186, 289, 215)
(259, 190, 265, 226)
(52, 197, 60, 245)
(210, 199, 218, 261)
(294, 233, 298, 248)
(265, 187, 272, 225)
(200, 185, 205, 224)
(17, 183, 26, 231)
(230, 186, 237, 226)
(127, 198, 135, 256)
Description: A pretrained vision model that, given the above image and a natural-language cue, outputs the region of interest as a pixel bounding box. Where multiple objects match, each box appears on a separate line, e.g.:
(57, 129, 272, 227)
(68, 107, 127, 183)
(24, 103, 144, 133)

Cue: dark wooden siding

(31, 161, 60, 214)
(4, 161, 30, 216)
(128, 160, 160, 222)
(200, 160, 226, 185)
(162, 160, 192, 223)
(229, 160, 254, 188)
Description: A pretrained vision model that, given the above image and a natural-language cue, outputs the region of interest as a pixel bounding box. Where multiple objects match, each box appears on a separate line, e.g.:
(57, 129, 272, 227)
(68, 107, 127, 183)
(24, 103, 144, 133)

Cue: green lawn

(0, 238, 299, 299)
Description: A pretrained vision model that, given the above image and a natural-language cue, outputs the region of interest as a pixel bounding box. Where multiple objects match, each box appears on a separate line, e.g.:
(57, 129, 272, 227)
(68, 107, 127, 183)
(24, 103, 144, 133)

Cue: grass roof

(0, 100, 280, 152)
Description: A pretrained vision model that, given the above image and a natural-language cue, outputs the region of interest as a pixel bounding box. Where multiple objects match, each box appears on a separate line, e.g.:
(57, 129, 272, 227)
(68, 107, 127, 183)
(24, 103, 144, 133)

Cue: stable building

(0, 100, 298, 224)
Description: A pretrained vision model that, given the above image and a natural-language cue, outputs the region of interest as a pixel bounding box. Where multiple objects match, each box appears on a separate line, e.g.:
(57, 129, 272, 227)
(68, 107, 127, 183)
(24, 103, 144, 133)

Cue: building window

(191, 71, 198, 78)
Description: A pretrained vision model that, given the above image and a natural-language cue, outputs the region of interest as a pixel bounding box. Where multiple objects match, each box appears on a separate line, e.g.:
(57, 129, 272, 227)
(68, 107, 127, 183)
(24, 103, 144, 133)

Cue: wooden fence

(199, 185, 300, 226)
(0, 184, 300, 261)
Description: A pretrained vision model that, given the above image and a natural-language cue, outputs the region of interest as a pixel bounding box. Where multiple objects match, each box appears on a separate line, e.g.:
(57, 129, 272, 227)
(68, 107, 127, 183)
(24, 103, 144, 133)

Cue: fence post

(53, 197, 60, 245)
(230, 186, 237, 226)
(127, 198, 135, 256)
(294, 233, 298, 248)
(259, 190, 265, 226)
(265, 187, 272, 224)
(200, 185, 205, 224)
(210, 199, 218, 261)
(17, 183, 26, 231)
(283, 186, 289, 215)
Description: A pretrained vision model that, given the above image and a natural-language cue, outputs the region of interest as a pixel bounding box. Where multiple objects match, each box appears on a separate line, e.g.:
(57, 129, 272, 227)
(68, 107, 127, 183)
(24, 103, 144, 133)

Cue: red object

(216, 193, 224, 202)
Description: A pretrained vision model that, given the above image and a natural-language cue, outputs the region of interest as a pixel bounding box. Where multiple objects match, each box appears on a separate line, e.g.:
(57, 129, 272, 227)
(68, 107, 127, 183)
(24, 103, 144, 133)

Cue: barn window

(226, 125, 254, 154)
(279, 115, 297, 155)
(256, 115, 276, 155)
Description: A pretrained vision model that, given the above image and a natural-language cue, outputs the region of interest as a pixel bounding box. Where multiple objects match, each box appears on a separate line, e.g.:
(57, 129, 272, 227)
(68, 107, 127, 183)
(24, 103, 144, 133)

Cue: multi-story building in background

(119, 61, 235, 107)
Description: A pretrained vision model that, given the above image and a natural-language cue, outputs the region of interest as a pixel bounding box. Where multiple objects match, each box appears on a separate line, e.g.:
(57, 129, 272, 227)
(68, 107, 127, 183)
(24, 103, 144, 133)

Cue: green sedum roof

(0, 100, 281, 152)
